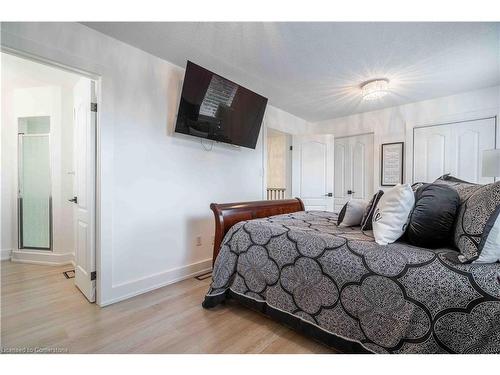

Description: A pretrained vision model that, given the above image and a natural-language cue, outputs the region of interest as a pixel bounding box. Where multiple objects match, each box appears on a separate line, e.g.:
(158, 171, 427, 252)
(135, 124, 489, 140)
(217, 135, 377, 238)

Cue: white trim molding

(10, 250, 75, 266)
(1, 249, 13, 261)
(101, 258, 213, 306)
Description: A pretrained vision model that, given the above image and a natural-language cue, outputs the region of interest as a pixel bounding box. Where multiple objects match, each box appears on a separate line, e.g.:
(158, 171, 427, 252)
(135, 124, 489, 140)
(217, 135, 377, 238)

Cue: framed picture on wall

(381, 142, 404, 186)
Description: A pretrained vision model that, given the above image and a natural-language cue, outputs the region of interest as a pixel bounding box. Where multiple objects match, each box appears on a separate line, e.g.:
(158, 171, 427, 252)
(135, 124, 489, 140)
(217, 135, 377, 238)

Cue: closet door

(413, 118, 496, 184)
(334, 134, 374, 212)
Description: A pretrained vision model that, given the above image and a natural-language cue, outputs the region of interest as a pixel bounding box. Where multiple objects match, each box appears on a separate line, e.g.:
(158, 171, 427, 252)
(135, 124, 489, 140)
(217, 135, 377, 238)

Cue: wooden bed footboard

(210, 198, 305, 265)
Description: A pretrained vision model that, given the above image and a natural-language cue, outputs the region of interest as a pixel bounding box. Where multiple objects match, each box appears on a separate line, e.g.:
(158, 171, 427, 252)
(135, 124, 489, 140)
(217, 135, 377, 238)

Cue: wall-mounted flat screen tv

(174, 61, 268, 149)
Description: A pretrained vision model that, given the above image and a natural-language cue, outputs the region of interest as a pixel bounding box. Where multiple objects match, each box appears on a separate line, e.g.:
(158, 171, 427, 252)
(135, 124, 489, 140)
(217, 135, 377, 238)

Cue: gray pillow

(337, 200, 369, 227)
(433, 174, 482, 204)
(450, 180, 500, 263)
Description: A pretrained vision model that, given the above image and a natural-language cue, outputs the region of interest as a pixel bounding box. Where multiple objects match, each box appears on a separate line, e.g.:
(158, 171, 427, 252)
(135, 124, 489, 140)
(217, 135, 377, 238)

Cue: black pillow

(360, 190, 384, 231)
(406, 183, 460, 248)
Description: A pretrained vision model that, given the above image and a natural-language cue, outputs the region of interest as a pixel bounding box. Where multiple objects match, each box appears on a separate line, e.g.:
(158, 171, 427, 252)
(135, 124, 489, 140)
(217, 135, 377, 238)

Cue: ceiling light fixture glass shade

(361, 79, 390, 101)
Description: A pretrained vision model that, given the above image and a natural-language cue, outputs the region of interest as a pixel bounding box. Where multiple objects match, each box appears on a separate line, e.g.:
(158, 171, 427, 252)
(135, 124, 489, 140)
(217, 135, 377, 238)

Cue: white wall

(1, 85, 75, 261)
(0, 22, 311, 305)
(310, 86, 500, 191)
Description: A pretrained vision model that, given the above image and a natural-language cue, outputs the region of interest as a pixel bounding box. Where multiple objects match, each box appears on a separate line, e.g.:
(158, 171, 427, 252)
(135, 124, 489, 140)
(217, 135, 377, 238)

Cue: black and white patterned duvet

(203, 211, 500, 353)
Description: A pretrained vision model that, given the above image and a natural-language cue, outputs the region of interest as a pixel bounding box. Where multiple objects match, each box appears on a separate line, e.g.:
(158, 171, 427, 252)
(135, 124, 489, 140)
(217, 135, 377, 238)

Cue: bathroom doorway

(1, 51, 98, 302)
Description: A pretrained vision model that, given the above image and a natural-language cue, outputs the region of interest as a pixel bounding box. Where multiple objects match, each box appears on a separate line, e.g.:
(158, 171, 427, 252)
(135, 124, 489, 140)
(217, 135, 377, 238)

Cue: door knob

(68, 196, 78, 204)
(347, 190, 355, 195)
(325, 193, 333, 197)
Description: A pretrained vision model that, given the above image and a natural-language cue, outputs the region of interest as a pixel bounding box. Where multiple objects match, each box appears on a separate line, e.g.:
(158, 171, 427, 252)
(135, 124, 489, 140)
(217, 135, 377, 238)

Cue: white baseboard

(1, 248, 12, 261)
(101, 258, 213, 306)
(10, 250, 75, 266)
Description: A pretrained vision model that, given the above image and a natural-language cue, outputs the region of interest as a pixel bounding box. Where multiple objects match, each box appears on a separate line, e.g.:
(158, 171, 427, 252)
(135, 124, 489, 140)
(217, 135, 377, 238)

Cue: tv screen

(174, 61, 268, 149)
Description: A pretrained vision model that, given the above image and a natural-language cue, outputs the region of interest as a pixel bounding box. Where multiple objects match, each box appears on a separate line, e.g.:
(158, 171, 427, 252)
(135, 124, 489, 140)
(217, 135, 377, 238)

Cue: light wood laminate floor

(1, 261, 334, 353)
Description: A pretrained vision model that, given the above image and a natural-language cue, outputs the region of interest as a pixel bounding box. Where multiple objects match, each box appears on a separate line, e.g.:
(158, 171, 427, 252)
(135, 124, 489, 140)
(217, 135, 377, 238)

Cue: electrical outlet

(196, 236, 202, 246)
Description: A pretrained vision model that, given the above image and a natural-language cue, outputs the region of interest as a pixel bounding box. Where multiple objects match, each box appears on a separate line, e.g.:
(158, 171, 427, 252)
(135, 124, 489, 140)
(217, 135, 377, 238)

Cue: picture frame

(380, 142, 404, 186)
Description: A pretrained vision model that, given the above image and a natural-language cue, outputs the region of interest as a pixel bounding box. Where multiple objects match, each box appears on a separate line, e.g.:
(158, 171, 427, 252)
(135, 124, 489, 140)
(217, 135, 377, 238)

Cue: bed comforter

(202, 211, 500, 353)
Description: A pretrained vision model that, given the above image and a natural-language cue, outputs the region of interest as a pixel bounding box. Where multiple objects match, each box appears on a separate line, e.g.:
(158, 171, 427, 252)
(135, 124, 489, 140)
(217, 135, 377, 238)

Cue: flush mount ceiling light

(361, 79, 390, 101)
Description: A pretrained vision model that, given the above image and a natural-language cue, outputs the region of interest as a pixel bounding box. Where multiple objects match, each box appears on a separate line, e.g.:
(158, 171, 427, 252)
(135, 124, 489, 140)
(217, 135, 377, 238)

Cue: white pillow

(372, 184, 415, 245)
(337, 200, 369, 227)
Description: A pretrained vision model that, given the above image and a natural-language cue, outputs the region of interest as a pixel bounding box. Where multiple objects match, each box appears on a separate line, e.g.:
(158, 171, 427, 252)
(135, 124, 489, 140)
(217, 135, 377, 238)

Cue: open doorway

(1, 52, 97, 302)
(266, 128, 292, 200)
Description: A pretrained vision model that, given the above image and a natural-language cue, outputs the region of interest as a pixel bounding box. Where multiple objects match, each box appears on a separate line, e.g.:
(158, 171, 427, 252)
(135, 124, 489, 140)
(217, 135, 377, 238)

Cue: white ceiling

(1, 52, 81, 91)
(83, 22, 500, 122)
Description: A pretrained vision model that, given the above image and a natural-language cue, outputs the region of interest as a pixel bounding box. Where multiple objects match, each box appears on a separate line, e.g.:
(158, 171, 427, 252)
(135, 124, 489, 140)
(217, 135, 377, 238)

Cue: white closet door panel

(414, 126, 451, 182)
(352, 142, 366, 199)
(426, 133, 447, 181)
(456, 130, 479, 182)
(334, 141, 347, 212)
(452, 118, 496, 184)
(413, 132, 427, 182)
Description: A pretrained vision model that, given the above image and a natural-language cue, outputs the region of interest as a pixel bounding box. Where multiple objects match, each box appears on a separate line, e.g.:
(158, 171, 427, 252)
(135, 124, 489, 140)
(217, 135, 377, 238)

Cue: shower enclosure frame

(17, 132, 53, 251)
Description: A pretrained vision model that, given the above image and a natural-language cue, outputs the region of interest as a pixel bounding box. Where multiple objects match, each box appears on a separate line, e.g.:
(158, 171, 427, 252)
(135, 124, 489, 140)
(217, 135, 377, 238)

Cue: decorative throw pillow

(406, 184, 460, 248)
(337, 200, 369, 227)
(476, 206, 500, 263)
(372, 184, 415, 245)
(360, 190, 384, 231)
(454, 181, 500, 263)
(434, 174, 481, 204)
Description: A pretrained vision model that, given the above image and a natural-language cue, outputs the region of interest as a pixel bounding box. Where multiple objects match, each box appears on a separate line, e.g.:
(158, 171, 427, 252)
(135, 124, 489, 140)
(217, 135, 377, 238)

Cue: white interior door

(334, 134, 374, 212)
(292, 134, 335, 211)
(413, 117, 496, 184)
(73, 78, 96, 302)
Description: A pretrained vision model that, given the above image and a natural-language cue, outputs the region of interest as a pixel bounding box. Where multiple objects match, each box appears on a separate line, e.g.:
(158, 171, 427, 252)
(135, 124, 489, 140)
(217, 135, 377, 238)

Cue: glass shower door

(18, 133, 52, 249)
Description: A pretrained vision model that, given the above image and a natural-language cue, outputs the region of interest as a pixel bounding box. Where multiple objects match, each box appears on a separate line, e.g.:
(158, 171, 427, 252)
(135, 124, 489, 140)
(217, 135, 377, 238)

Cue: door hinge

(91, 271, 96, 280)
(91, 103, 97, 112)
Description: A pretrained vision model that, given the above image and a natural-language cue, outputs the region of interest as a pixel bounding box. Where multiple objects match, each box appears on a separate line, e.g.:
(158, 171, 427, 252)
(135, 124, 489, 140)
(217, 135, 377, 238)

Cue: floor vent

(63, 270, 75, 279)
(195, 271, 212, 281)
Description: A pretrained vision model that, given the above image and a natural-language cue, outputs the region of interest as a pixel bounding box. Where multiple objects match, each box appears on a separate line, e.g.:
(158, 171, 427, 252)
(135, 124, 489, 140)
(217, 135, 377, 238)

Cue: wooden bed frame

(209, 198, 305, 265)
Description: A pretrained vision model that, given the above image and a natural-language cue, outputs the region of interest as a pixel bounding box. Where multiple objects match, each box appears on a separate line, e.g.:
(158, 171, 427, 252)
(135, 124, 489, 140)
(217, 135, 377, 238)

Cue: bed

(202, 199, 500, 354)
